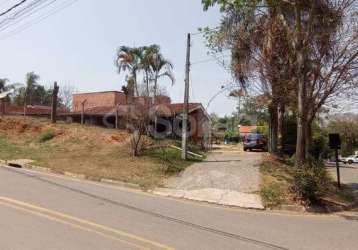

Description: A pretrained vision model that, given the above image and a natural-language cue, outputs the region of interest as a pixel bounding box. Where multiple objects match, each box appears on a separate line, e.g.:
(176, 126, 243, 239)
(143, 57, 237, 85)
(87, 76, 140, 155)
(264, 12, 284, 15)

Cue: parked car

(243, 133, 267, 152)
(342, 155, 358, 164)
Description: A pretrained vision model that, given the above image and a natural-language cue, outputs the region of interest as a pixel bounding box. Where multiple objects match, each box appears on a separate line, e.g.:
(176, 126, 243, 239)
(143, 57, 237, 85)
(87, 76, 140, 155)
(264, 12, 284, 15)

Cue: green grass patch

(260, 183, 284, 207)
(0, 137, 37, 160)
(260, 161, 293, 208)
(38, 130, 56, 143)
(146, 146, 204, 174)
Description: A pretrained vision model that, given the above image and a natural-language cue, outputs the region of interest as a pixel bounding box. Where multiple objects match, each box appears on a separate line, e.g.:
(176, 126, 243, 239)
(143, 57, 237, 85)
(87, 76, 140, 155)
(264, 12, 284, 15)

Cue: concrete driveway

(165, 150, 262, 193)
(157, 145, 264, 209)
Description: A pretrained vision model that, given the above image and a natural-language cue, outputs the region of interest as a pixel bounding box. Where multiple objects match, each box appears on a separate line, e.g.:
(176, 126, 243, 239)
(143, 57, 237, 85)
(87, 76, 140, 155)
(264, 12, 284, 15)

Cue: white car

(342, 155, 358, 164)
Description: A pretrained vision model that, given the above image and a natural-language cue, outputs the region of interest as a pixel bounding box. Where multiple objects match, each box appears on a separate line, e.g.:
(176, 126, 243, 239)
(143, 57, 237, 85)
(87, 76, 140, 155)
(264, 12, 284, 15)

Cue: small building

(238, 125, 257, 137)
(72, 91, 126, 112)
(67, 91, 211, 147)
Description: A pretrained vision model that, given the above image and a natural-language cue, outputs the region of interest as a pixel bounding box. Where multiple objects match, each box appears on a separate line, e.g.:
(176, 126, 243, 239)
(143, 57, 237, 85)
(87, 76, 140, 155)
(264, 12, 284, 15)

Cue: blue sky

(0, 0, 238, 115)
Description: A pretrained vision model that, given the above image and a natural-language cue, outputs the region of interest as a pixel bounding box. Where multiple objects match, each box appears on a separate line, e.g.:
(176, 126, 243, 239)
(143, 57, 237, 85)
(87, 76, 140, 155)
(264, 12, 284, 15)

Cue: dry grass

(260, 155, 298, 208)
(260, 155, 357, 210)
(0, 116, 169, 189)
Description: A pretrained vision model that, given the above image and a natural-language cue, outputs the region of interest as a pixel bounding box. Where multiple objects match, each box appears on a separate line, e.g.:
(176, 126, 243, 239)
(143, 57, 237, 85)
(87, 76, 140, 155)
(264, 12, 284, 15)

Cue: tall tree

(115, 46, 143, 96)
(24, 72, 40, 106)
(150, 52, 175, 102)
(203, 0, 358, 166)
(141, 45, 159, 97)
(202, 0, 294, 154)
(0, 78, 14, 103)
(0, 78, 8, 92)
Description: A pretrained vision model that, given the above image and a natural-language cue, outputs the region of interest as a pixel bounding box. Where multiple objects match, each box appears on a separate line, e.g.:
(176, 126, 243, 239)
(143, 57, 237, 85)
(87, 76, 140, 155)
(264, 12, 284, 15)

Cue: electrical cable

(0, 0, 54, 31)
(0, 0, 28, 17)
(0, 0, 78, 40)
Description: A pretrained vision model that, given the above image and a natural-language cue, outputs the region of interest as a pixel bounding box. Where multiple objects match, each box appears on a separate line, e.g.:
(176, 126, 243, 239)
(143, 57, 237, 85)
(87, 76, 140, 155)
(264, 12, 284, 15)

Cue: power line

(0, 0, 52, 30)
(0, 0, 78, 40)
(0, 0, 28, 17)
(191, 54, 231, 65)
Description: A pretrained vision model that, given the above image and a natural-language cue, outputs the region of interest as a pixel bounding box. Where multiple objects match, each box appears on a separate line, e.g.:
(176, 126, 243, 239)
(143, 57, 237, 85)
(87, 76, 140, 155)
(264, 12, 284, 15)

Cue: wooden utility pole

(51, 82, 59, 123)
(181, 33, 191, 160)
(115, 107, 119, 129)
(81, 100, 87, 125)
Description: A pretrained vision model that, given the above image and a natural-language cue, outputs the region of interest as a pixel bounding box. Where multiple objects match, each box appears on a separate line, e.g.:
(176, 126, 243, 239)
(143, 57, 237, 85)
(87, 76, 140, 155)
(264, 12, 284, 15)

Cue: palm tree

(0, 78, 20, 100)
(23, 72, 40, 116)
(116, 46, 143, 97)
(150, 53, 175, 102)
(0, 78, 8, 92)
(148, 51, 175, 134)
(25, 72, 40, 106)
(141, 45, 160, 97)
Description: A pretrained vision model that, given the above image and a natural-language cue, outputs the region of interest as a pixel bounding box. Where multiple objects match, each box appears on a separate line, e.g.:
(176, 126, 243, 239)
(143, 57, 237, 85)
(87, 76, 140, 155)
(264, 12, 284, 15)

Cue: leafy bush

(287, 155, 296, 167)
(293, 159, 330, 204)
(255, 125, 269, 137)
(39, 130, 55, 143)
(310, 134, 329, 160)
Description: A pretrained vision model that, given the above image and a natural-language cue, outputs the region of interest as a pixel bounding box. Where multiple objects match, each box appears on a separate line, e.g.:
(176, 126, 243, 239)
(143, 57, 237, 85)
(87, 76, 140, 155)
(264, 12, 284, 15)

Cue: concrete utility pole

(181, 33, 191, 160)
(51, 82, 59, 124)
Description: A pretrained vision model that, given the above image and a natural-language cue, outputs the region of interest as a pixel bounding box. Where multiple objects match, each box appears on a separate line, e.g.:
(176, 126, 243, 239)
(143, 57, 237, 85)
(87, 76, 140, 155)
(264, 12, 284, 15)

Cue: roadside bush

(293, 159, 330, 204)
(287, 155, 296, 167)
(309, 134, 329, 160)
(39, 130, 55, 143)
(253, 125, 269, 137)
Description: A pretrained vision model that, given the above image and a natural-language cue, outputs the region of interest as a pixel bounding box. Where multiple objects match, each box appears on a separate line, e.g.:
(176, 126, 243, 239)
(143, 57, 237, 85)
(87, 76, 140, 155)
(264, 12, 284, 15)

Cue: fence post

(51, 82, 59, 123)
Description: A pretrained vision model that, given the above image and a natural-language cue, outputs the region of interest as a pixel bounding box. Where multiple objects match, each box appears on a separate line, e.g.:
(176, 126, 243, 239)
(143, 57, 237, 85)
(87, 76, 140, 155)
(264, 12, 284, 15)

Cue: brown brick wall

(155, 96, 171, 105)
(72, 92, 126, 112)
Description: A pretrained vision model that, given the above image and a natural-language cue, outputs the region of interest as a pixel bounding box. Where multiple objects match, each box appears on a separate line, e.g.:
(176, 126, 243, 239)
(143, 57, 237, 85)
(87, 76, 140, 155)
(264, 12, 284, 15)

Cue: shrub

(39, 130, 55, 143)
(293, 159, 330, 204)
(253, 125, 269, 137)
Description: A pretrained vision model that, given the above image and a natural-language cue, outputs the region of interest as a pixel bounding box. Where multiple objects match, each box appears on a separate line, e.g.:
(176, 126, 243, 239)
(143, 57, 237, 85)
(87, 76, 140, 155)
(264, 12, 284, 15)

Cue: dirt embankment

(0, 116, 130, 146)
(0, 116, 169, 188)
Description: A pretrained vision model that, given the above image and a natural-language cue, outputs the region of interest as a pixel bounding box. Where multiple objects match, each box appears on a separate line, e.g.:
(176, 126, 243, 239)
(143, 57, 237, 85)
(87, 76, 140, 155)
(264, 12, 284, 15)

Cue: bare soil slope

(0, 116, 166, 188)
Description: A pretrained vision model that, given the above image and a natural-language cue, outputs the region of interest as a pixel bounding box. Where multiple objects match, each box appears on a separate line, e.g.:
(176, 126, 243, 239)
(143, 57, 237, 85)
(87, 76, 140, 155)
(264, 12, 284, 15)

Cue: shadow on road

(339, 214, 358, 221)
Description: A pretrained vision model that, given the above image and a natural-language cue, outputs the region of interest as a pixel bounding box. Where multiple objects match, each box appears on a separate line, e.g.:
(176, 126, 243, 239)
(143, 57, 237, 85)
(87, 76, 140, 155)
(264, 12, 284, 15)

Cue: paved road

(327, 162, 358, 197)
(0, 166, 358, 250)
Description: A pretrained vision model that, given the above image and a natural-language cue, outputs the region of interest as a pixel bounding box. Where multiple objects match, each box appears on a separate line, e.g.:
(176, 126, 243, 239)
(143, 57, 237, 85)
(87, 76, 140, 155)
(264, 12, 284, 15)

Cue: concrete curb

(1, 161, 141, 190)
(152, 188, 265, 210)
(2, 160, 356, 214)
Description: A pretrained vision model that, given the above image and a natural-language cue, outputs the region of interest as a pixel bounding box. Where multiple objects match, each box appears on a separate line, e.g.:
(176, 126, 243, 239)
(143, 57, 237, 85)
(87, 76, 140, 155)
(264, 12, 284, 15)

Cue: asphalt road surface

(0, 166, 357, 250)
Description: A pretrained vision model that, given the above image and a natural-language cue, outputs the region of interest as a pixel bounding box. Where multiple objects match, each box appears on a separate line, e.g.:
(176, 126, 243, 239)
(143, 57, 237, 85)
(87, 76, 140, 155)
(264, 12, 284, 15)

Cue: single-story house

(67, 91, 211, 147)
